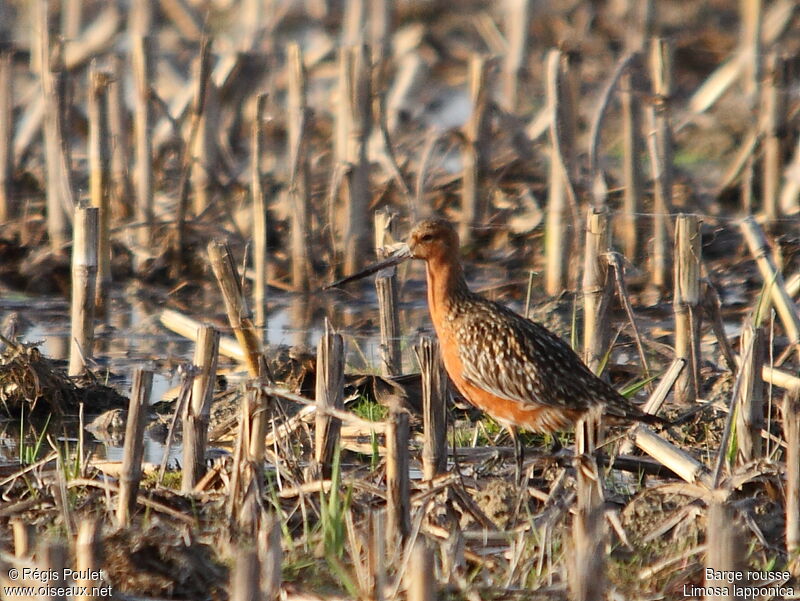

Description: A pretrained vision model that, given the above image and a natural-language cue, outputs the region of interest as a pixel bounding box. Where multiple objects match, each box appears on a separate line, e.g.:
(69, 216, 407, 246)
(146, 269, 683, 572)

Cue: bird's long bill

(324, 243, 412, 289)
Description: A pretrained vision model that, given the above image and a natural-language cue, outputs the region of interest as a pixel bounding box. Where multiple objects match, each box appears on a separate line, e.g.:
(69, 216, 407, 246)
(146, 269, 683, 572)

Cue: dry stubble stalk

(75, 519, 102, 601)
(386, 403, 410, 553)
(571, 407, 606, 601)
(761, 52, 787, 221)
(735, 320, 764, 463)
(673, 214, 701, 404)
(230, 547, 259, 601)
(0, 47, 12, 222)
(69, 207, 99, 376)
(288, 43, 312, 291)
(207, 240, 264, 376)
(502, 0, 530, 111)
(582, 208, 611, 374)
(740, 217, 800, 349)
(88, 63, 111, 313)
(117, 369, 152, 526)
(131, 35, 154, 260)
(704, 501, 745, 598)
(784, 393, 800, 571)
(645, 37, 674, 294)
(190, 38, 216, 218)
(258, 515, 282, 601)
(252, 93, 269, 333)
(620, 69, 644, 261)
(406, 540, 434, 601)
(39, 0, 73, 251)
(107, 53, 132, 219)
(182, 325, 220, 492)
(41, 541, 67, 599)
(460, 53, 491, 246)
(374, 209, 401, 376)
(415, 336, 447, 479)
(544, 49, 569, 296)
(342, 44, 372, 274)
(314, 319, 345, 477)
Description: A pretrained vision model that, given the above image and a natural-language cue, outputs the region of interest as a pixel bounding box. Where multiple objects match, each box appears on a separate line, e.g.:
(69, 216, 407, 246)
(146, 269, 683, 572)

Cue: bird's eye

(420, 234, 434, 242)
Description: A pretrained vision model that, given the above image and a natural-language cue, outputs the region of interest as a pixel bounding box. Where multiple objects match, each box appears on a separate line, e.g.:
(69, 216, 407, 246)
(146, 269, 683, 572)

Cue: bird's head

(408, 218, 459, 261)
(323, 218, 460, 289)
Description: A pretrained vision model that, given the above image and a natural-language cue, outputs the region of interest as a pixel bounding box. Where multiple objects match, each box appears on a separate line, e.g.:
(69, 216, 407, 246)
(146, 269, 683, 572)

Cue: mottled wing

(455, 298, 632, 418)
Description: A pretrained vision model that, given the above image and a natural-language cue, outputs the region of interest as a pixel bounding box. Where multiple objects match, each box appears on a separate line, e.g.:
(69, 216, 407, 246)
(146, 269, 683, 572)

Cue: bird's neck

(425, 253, 469, 321)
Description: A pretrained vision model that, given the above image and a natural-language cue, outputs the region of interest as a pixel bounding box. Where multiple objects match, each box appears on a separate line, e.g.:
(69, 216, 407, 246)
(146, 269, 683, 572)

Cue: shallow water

(0, 277, 434, 468)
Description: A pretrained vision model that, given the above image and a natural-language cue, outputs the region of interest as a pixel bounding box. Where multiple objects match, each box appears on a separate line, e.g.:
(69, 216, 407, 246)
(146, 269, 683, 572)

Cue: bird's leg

(508, 426, 525, 483)
(548, 434, 562, 455)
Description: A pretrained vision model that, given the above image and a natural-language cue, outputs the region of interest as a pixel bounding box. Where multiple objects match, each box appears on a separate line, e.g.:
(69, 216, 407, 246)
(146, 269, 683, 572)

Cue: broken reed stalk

(314, 319, 345, 477)
(502, 0, 530, 111)
(741, 152, 755, 214)
(334, 46, 352, 171)
(620, 69, 644, 262)
(784, 392, 800, 570)
(407, 540, 434, 601)
(570, 407, 606, 601)
(632, 426, 713, 489)
(0, 47, 12, 222)
(460, 54, 491, 246)
(582, 208, 611, 374)
(68, 207, 99, 376)
(61, 0, 81, 38)
(172, 37, 212, 277)
(39, 0, 73, 251)
(207, 240, 264, 376)
(368, 511, 386, 600)
(375, 209, 401, 376)
(704, 284, 739, 375)
(646, 38, 674, 294)
(386, 402, 411, 553)
(763, 365, 800, 394)
(190, 38, 216, 218)
(131, 35, 154, 261)
(740, 216, 800, 349)
(117, 368, 152, 527)
(761, 53, 787, 222)
(41, 541, 67, 600)
(740, 0, 763, 99)
(673, 214, 701, 404)
(288, 43, 312, 291)
(735, 320, 764, 463)
(88, 63, 111, 313)
(341, 44, 372, 275)
(368, 0, 389, 61)
(249, 376, 270, 471)
(258, 515, 282, 601)
(160, 308, 244, 362)
(160, 0, 202, 41)
(780, 133, 800, 215)
(75, 519, 102, 601)
(182, 325, 220, 493)
(414, 336, 447, 479)
(619, 358, 685, 455)
(252, 93, 268, 334)
(623, 0, 654, 52)
(12, 519, 34, 558)
(704, 501, 745, 598)
(107, 53, 132, 219)
(230, 547, 259, 601)
(544, 49, 576, 296)
(341, 0, 366, 47)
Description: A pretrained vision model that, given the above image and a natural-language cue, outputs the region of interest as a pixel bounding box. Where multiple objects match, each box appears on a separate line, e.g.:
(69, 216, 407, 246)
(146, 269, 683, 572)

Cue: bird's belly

(437, 329, 581, 433)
